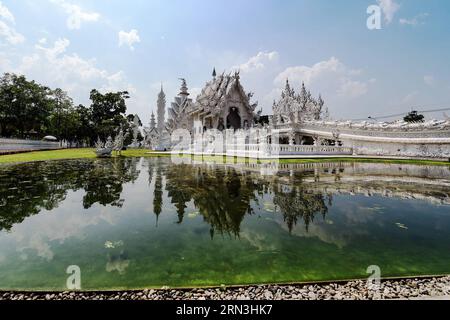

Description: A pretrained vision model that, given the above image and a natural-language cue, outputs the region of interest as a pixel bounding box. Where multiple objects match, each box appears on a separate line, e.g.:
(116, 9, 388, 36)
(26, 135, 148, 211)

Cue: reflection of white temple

(202, 160, 450, 206)
(145, 70, 450, 159)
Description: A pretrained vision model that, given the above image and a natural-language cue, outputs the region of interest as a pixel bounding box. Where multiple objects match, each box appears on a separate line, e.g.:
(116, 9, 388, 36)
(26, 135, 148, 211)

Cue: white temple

(145, 70, 450, 160)
(165, 72, 257, 135)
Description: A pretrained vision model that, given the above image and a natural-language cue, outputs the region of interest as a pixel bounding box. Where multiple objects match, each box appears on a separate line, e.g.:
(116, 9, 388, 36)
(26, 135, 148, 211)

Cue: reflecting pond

(0, 157, 450, 290)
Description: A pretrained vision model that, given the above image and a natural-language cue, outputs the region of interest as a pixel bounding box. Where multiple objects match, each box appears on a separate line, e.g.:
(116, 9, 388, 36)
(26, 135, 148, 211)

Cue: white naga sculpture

(95, 127, 127, 157)
(95, 136, 114, 158)
(113, 129, 126, 155)
(128, 115, 141, 148)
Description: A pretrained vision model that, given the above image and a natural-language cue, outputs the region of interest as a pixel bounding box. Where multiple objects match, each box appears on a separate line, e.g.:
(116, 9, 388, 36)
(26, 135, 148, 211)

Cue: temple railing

(269, 144, 353, 155)
(184, 143, 353, 157)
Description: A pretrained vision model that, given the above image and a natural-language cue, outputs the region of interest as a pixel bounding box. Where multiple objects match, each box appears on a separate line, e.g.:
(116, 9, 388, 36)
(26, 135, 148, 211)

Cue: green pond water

(0, 157, 450, 291)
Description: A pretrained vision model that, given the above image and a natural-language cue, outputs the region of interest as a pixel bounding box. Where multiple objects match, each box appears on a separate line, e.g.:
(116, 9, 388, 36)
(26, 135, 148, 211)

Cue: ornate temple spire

(282, 79, 294, 98)
(178, 78, 190, 96)
(299, 82, 308, 105)
(150, 111, 156, 130)
(300, 82, 307, 96)
(323, 106, 330, 120)
(157, 84, 166, 133)
(318, 94, 324, 107)
(274, 80, 326, 122)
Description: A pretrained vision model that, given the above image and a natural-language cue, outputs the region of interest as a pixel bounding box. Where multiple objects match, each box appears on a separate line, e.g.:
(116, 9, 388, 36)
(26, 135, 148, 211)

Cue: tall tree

(89, 89, 130, 139)
(74, 104, 94, 144)
(0, 73, 52, 138)
(46, 88, 74, 140)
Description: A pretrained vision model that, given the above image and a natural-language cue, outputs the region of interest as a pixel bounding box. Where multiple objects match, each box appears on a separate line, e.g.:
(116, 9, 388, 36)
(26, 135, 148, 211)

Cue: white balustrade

(187, 143, 353, 157)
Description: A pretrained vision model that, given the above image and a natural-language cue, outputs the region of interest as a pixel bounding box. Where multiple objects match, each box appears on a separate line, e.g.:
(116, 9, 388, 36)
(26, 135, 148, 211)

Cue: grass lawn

(0, 148, 449, 166)
(0, 148, 164, 164)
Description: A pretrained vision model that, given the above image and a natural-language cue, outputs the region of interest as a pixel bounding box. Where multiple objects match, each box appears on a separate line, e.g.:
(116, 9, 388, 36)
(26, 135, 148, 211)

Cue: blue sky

(1, 0, 450, 123)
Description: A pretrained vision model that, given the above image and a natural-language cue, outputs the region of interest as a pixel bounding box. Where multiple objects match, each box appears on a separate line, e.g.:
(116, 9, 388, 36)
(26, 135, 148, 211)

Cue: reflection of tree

(160, 161, 332, 236)
(164, 164, 265, 237)
(81, 158, 140, 209)
(273, 185, 330, 232)
(0, 162, 69, 231)
(0, 158, 139, 231)
(1, 157, 333, 235)
(193, 169, 254, 237)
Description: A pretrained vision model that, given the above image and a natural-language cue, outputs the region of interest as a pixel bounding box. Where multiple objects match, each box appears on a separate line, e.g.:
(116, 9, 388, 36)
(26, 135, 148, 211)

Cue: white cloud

(0, 20, 25, 44)
(232, 51, 279, 73)
(399, 13, 429, 26)
(36, 38, 70, 59)
(50, 0, 100, 30)
(0, 2, 24, 45)
(0, 1, 15, 24)
(275, 57, 342, 86)
(118, 29, 140, 51)
(377, 0, 400, 24)
(15, 38, 132, 105)
(337, 80, 368, 98)
(273, 57, 370, 100)
(424, 75, 435, 86)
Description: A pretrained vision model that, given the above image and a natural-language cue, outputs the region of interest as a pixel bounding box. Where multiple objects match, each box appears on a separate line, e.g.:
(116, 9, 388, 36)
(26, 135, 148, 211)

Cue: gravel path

(1, 276, 449, 301)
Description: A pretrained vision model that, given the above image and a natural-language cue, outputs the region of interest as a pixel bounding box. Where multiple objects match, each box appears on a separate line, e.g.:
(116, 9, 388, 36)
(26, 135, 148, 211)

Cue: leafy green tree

(73, 104, 95, 145)
(46, 88, 74, 140)
(89, 89, 130, 140)
(0, 73, 52, 138)
(0, 73, 133, 145)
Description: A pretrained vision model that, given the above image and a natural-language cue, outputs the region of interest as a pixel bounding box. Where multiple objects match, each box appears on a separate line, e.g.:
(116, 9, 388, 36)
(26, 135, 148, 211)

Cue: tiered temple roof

(192, 71, 258, 117)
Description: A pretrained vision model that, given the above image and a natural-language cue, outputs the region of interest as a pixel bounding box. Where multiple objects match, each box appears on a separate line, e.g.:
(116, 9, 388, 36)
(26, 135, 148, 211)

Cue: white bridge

(177, 143, 353, 159)
(272, 120, 450, 160)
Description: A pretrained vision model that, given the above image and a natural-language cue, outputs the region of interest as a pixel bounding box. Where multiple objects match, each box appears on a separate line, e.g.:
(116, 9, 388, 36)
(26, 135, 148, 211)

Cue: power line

(350, 107, 450, 121)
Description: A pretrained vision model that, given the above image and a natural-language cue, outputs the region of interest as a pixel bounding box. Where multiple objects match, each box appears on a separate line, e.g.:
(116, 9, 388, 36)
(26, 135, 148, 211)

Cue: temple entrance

(302, 136, 315, 145)
(227, 107, 241, 130)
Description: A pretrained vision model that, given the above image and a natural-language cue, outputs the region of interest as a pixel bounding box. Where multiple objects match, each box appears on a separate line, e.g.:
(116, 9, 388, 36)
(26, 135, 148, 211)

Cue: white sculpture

(113, 129, 126, 155)
(128, 115, 141, 148)
(95, 136, 114, 158)
(273, 80, 325, 123)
